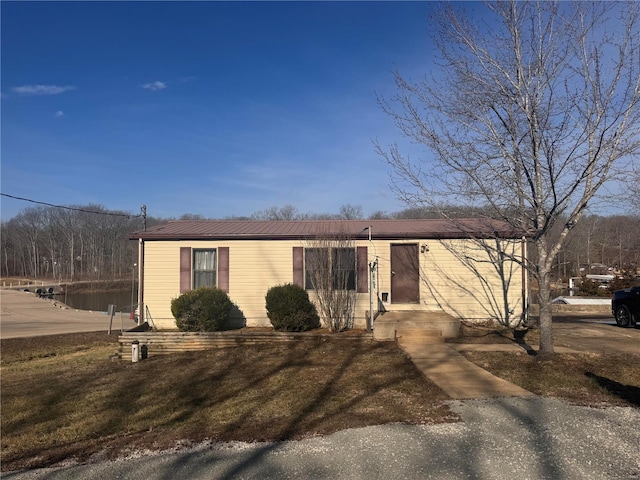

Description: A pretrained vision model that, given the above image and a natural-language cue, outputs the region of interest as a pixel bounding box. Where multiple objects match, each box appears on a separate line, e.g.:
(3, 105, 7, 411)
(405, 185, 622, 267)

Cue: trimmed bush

(171, 287, 233, 332)
(265, 283, 320, 332)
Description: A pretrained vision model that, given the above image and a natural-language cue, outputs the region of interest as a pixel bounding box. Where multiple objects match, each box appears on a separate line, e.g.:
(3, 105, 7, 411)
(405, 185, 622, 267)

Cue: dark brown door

(391, 244, 420, 304)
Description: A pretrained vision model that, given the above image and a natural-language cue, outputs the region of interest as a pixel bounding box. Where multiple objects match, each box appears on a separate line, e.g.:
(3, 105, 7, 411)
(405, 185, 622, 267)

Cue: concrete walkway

(399, 342, 535, 399)
(398, 312, 639, 400)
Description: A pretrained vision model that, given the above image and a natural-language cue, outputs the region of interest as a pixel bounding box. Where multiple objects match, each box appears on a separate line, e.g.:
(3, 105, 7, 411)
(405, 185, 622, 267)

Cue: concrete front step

(373, 310, 460, 340)
(396, 328, 444, 344)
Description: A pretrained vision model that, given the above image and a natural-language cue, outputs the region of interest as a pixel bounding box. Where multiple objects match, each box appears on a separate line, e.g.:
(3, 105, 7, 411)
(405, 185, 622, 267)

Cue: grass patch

(1, 332, 119, 365)
(446, 322, 541, 344)
(1, 333, 454, 472)
(461, 351, 640, 407)
(4, 329, 638, 472)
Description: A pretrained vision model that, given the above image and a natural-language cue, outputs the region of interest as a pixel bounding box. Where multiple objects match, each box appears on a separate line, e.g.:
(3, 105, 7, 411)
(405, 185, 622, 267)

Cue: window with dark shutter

(304, 247, 357, 291)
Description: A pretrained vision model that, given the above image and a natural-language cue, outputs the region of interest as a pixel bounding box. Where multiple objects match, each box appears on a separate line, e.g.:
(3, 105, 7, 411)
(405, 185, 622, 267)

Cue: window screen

(193, 249, 217, 288)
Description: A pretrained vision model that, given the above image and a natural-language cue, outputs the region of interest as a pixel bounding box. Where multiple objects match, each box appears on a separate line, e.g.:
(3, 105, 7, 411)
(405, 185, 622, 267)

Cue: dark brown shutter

(293, 247, 304, 287)
(180, 247, 191, 293)
(218, 247, 229, 293)
(356, 246, 368, 293)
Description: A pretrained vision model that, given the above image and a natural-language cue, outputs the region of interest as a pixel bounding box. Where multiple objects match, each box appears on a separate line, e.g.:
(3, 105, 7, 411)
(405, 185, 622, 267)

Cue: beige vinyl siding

(228, 240, 294, 327)
(142, 241, 181, 330)
(142, 237, 524, 331)
(418, 239, 524, 322)
(364, 238, 523, 322)
(143, 240, 304, 330)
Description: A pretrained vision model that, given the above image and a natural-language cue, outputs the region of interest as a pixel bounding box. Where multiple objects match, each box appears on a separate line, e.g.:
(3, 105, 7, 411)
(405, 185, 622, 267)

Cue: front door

(390, 244, 420, 304)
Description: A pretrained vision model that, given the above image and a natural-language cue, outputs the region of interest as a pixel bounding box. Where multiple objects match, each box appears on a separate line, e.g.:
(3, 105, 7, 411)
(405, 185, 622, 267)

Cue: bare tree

(368, 210, 391, 220)
(250, 205, 301, 221)
(377, 1, 640, 357)
(631, 182, 640, 211)
(339, 204, 364, 220)
(1, 204, 141, 281)
(305, 232, 357, 332)
(249, 204, 365, 221)
(13, 208, 45, 278)
(424, 237, 525, 329)
(625, 156, 640, 212)
(179, 213, 205, 220)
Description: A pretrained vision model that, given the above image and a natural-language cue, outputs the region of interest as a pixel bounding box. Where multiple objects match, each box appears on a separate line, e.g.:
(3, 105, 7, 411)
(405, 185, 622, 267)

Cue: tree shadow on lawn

(184, 340, 453, 480)
(3, 338, 451, 472)
(585, 372, 640, 407)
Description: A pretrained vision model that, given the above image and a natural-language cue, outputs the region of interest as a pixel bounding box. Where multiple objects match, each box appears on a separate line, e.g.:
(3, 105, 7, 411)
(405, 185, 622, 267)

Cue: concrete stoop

(373, 310, 460, 341)
(395, 328, 443, 345)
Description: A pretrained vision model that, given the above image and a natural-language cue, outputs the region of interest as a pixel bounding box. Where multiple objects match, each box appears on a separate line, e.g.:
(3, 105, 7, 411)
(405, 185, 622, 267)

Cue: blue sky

(1, 1, 443, 220)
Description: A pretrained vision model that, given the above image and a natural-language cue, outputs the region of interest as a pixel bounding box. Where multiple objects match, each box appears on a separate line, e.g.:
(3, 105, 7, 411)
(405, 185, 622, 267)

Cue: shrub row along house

(129, 219, 527, 337)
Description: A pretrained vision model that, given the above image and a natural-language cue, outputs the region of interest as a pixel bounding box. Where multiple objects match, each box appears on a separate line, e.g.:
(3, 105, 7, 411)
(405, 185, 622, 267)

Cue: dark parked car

(612, 286, 640, 327)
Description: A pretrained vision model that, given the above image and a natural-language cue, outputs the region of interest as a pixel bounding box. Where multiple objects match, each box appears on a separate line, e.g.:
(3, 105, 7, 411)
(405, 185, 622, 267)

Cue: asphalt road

(5, 397, 639, 480)
(550, 314, 640, 355)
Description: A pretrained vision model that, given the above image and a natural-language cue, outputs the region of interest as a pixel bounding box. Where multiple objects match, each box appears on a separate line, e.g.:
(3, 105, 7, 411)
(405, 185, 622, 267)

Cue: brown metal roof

(130, 219, 522, 241)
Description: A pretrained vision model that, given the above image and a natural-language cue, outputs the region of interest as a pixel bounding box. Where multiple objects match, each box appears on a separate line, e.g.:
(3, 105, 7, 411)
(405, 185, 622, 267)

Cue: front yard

(2, 326, 638, 472)
(1, 332, 453, 472)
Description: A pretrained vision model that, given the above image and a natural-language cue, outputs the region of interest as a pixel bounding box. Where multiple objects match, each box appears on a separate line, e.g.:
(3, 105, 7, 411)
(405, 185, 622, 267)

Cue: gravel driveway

(6, 397, 639, 480)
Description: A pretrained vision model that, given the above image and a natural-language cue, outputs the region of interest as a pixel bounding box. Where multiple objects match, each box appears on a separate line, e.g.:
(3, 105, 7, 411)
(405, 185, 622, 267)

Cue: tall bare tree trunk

(377, 1, 640, 358)
(536, 238, 555, 357)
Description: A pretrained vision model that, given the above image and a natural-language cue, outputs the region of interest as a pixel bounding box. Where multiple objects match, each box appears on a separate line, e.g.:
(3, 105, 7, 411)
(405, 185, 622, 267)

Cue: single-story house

(129, 219, 527, 334)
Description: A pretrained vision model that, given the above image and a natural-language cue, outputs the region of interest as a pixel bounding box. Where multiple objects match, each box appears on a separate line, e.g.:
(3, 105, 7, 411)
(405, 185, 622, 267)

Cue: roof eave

(129, 232, 524, 241)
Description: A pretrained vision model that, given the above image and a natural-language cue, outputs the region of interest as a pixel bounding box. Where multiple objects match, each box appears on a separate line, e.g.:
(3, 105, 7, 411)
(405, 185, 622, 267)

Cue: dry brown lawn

(1, 332, 453, 472)
(462, 351, 640, 407)
(2, 327, 639, 472)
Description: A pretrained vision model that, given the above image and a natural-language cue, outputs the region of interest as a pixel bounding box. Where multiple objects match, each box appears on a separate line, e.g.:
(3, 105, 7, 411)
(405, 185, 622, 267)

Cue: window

(305, 247, 356, 291)
(305, 248, 326, 290)
(332, 248, 356, 290)
(193, 249, 217, 288)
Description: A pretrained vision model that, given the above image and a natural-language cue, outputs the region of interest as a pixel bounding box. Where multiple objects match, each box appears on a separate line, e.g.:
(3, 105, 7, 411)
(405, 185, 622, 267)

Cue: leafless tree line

(546, 214, 640, 279)
(3, 201, 638, 283)
(1, 205, 146, 281)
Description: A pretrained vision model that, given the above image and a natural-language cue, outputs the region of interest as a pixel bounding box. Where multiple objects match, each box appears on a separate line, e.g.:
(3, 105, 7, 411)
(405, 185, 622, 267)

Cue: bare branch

(378, 1, 640, 356)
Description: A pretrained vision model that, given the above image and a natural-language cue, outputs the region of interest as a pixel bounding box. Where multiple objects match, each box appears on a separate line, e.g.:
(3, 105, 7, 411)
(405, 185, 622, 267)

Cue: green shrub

(608, 272, 639, 293)
(171, 287, 233, 332)
(265, 283, 320, 332)
(577, 278, 610, 297)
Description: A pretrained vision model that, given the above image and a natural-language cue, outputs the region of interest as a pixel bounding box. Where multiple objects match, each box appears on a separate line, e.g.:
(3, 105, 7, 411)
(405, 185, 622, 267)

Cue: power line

(1, 193, 142, 218)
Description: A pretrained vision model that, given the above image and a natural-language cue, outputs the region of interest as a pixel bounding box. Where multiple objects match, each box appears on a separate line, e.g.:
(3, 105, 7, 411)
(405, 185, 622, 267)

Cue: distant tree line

(242, 205, 640, 279)
(548, 214, 640, 280)
(2, 202, 638, 282)
(1, 205, 148, 281)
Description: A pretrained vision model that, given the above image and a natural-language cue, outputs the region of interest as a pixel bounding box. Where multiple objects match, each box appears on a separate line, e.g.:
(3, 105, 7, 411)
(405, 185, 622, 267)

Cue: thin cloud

(13, 84, 76, 95)
(55, 110, 65, 118)
(142, 81, 167, 91)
